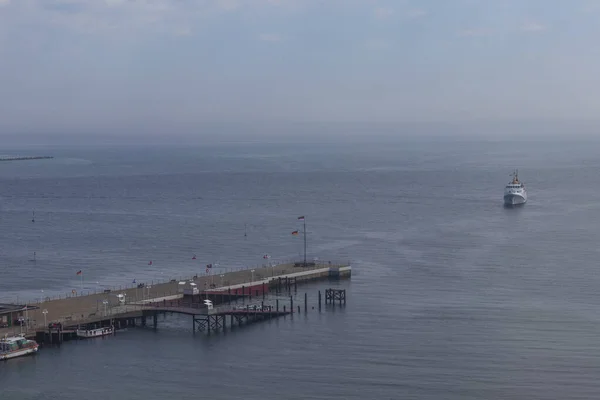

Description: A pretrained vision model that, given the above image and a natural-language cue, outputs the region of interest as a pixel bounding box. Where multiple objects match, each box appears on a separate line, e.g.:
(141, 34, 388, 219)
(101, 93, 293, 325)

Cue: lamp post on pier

(293, 216, 307, 266)
(42, 309, 48, 327)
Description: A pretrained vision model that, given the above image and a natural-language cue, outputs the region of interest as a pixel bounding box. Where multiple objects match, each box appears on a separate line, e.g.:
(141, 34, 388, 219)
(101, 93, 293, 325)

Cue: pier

(0, 262, 351, 342)
(0, 156, 53, 162)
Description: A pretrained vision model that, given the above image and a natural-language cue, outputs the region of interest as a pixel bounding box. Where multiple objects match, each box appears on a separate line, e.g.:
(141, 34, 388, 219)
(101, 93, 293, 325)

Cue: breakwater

(0, 156, 53, 162)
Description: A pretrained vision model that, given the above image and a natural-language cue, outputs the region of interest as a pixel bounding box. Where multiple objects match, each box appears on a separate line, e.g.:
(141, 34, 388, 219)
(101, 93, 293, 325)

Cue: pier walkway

(0, 262, 350, 337)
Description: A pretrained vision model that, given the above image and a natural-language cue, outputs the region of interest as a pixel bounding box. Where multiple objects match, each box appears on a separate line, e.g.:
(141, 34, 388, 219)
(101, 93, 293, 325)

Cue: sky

(1, 0, 600, 137)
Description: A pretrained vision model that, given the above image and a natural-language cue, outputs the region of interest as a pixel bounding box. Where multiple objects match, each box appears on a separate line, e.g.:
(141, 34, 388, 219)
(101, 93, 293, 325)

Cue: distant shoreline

(0, 156, 54, 162)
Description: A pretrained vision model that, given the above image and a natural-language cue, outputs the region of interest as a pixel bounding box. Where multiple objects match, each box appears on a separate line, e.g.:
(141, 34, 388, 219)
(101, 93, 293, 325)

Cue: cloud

(258, 33, 283, 42)
(457, 28, 490, 37)
(521, 21, 546, 32)
(457, 21, 546, 38)
(0, 0, 286, 38)
(174, 26, 192, 37)
(406, 9, 427, 19)
(364, 39, 389, 49)
(217, 0, 239, 12)
(374, 7, 393, 19)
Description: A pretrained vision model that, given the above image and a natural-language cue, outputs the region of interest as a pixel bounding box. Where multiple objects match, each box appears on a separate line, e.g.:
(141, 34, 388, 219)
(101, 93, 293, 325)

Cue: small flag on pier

(192, 254, 196, 260)
(148, 260, 153, 265)
(292, 230, 299, 235)
(132, 279, 136, 284)
(297, 216, 305, 220)
(76, 270, 82, 275)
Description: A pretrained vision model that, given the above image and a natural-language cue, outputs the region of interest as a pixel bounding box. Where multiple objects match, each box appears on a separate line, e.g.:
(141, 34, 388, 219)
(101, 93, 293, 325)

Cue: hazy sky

(1, 0, 599, 135)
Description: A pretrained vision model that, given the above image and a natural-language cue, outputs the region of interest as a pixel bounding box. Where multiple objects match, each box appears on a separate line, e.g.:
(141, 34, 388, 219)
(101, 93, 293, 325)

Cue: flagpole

(80, 271, 83, 293)
(303, 217, 307, 267)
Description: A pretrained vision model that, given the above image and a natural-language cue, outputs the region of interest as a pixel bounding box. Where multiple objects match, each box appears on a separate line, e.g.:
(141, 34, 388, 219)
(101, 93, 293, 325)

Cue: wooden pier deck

(0, 263, 351, 338)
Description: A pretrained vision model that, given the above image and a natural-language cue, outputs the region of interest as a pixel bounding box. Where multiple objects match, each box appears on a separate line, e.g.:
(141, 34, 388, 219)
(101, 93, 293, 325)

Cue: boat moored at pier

(0, 334, 39, 360)
(76, 326, 114, 339)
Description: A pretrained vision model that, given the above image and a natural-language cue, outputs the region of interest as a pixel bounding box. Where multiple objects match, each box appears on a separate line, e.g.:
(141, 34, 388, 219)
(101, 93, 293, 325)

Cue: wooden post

(294, 277, 297, 292)
(318, 290, 322, 311)
(304, 292, 307, 312)
(290, 295, 293, 312)
(297, 305, 300, 314)
(228, 288, 231, 305)
(276, 299, 279, 312)
(242, 286, 245, 303)
(262, 282, 266, 300)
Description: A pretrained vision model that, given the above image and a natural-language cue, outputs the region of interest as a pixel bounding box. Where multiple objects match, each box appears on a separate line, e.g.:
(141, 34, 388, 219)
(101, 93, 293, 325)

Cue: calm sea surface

(2, 136, 600, 399)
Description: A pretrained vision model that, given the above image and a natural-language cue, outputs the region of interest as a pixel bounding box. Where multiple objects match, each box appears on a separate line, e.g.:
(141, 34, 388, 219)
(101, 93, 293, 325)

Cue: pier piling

(318, 290, 322, 311)
(304, 292, 307, 312)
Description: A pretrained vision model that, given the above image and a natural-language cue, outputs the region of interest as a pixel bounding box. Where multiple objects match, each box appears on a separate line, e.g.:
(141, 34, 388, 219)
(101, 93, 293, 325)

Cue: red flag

(148, 261, 152, 265)
(76, 270, 82, 275)
(192, 255, 196, 260)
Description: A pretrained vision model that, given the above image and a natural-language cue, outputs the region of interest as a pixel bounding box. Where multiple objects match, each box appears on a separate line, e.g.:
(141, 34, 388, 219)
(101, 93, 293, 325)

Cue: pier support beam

(325, 289, 346, 305)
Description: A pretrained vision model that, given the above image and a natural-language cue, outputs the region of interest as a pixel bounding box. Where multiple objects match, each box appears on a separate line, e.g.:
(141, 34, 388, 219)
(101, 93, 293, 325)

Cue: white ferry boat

(0, 334, 39, 360)
(76, 326, 114, 339)
(504, 170, 527, 206)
